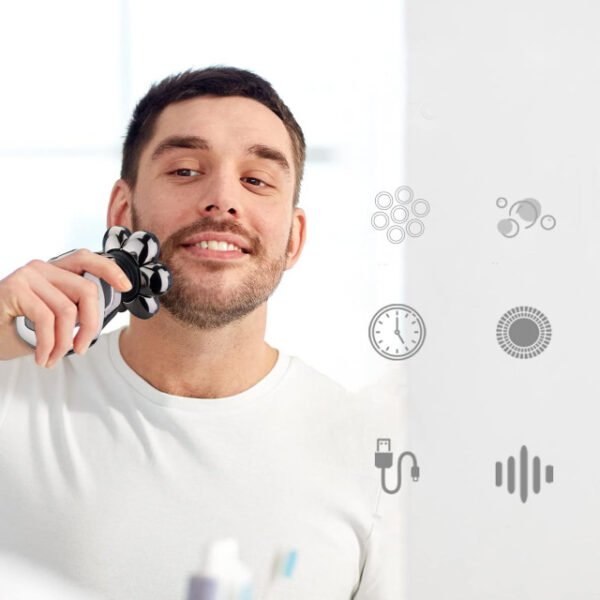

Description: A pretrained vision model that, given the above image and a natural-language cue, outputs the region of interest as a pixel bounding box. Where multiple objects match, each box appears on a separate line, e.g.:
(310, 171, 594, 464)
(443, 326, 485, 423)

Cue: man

(0, 66, 402, 599)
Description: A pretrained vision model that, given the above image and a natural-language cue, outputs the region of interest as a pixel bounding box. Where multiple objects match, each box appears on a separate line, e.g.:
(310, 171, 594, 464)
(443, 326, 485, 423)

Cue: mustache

(165, 217, 259, 254)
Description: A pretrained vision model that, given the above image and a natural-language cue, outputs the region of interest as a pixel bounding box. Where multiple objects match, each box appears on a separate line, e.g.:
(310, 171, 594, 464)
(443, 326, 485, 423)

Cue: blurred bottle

(186, 538, 253, 600)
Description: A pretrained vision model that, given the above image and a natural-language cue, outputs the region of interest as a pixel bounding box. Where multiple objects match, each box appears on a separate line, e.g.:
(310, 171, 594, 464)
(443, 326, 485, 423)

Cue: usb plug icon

(374, 438, 420, 494)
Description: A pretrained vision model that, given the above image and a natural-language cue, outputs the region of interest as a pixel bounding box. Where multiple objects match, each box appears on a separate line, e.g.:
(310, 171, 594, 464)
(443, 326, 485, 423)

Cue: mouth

(181, 242, 250, 260)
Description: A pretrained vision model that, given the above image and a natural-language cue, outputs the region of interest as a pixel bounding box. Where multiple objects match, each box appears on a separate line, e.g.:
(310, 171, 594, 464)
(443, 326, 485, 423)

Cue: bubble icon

(496, 196, 556, 238)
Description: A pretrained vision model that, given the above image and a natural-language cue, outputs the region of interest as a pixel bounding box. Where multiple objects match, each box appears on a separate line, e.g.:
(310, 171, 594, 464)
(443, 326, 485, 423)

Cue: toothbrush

(263, 549, 298, 599)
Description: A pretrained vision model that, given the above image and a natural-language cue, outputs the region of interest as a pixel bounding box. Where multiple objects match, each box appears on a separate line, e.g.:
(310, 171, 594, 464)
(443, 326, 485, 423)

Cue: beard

(131, 202, 292, 330)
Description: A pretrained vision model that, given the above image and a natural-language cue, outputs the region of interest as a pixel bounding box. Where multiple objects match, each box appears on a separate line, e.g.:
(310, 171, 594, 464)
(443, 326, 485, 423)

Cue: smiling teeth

(195, 241, 241, 252)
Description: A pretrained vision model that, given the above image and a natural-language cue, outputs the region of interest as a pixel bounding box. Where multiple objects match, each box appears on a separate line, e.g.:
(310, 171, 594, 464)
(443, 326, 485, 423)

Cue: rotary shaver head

(98, 225, 172, 319)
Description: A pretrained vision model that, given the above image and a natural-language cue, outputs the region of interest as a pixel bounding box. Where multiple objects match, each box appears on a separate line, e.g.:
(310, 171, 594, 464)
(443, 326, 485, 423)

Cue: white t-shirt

(0, 326, 404, 600)
(0, 550, 105, 600)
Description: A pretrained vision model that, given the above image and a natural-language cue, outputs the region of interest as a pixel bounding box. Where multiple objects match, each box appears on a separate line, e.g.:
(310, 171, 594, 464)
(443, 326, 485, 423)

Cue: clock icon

(369, 304, 426, 360)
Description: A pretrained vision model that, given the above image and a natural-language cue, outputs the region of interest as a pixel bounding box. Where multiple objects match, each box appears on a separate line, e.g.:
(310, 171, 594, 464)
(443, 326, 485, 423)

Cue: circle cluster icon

(371, 185, 430, 244)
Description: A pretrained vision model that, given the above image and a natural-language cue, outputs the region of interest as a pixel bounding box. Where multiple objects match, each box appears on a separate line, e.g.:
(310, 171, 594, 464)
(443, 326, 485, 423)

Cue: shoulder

(282, 355, 405, 455)
(285, 355, 406, 428)
(0, 327, 115, 410)
(285, 354, 354, 400)
(283, 354, 367, 425)
(0, 357, 23, 427)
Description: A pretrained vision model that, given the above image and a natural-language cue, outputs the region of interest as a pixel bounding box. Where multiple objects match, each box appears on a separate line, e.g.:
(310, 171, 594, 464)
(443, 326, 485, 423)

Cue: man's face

(113, 95, 305, 329)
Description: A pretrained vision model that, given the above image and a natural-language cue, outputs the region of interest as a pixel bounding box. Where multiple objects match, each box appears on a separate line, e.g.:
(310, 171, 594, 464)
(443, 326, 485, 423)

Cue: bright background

(8, 0, 599, 598)
(0, 0, 407, 398)
(404, 0, 600, 598)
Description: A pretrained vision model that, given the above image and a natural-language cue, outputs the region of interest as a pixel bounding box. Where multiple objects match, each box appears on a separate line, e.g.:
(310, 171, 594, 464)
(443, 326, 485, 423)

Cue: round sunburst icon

(496, 306, 552, 359)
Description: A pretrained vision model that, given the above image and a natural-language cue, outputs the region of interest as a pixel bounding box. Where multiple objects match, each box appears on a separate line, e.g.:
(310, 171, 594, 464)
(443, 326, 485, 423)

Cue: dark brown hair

(120, 65, 306, 207)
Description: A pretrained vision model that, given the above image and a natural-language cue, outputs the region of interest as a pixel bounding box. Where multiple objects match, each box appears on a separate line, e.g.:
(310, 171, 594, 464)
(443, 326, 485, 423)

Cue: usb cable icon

(375, 438, 420, 494)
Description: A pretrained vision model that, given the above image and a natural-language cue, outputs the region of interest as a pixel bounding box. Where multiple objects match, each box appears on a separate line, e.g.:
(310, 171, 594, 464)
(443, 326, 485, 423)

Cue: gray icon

(496, 196, 557, 238)
(496, 306, 551, 359)
(371, 186, 430, 244)
(369, 304, 426, 360)
(495, 445, 554, 503)
(375, 438, 420, 494)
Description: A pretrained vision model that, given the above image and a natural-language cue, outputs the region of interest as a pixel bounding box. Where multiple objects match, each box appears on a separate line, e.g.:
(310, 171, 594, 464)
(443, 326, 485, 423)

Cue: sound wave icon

(495, 445, 554, 503)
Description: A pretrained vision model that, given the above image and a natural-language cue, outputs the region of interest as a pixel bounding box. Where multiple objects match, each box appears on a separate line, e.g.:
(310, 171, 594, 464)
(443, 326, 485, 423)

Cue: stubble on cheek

(129, 200, 293, 330)
(158, 248, 288, 330)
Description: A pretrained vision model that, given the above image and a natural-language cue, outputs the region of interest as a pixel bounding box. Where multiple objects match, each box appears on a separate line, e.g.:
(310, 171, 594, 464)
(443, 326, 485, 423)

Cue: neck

(118, 305, 278, 399)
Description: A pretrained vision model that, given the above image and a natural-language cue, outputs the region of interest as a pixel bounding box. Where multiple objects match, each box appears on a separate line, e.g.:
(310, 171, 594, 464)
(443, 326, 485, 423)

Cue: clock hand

(394, 328, 406, 345)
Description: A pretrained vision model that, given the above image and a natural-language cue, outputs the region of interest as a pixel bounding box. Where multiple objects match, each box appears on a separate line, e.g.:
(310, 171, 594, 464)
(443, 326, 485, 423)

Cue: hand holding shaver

(14, 226, 172, 363)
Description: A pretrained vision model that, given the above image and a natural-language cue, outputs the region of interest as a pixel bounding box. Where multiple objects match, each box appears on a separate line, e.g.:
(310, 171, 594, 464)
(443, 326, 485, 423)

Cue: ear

(285, 207, 307, 270)
(107, 179, 133, 230)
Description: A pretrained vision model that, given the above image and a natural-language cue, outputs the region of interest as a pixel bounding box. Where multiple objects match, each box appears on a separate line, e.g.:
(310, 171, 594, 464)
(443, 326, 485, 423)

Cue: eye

(169, 168, 201, 177)
(242, 176, 269, 188)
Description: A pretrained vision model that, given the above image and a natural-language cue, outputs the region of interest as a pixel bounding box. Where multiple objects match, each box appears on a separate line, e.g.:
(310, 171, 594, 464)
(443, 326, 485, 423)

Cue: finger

(14, 287, 56, 366)
(46, 248, 132, 292)
(71, 277, 103, 355)
(24, 269, 81, 366)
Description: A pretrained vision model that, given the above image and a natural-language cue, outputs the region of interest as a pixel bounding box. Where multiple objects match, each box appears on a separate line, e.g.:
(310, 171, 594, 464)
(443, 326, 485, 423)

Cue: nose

(198, 170, 242, 217)
(204, 204, 236, 215)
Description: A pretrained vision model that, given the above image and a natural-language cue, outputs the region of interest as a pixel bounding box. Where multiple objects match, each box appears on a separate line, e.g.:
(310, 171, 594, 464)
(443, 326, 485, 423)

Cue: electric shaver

(15, 225, 172, 357)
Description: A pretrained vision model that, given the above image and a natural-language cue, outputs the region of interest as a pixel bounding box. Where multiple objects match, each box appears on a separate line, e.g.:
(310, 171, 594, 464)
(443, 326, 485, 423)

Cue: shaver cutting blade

(15, 225, 172, 358)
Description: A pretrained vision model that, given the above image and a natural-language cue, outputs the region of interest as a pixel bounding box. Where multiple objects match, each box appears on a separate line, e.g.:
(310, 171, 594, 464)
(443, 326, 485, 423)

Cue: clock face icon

(369, 304, 426, 360)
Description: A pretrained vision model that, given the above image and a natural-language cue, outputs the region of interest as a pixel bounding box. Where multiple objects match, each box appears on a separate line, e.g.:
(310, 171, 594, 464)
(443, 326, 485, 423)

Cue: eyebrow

(150, 134, 291, 177)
